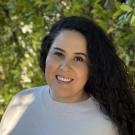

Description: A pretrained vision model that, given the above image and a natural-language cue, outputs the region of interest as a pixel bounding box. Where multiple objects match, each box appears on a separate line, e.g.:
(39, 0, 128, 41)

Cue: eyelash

(53, 51, 84, 62)
(54, 52, 63, 57)
(74, 56, 84, 62)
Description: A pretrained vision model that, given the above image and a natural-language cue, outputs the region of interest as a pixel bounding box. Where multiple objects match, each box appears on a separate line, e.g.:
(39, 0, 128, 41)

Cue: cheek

(45, 56, 58, 78)
(77, 65, 89, 81)
(45, 63, 54, 84)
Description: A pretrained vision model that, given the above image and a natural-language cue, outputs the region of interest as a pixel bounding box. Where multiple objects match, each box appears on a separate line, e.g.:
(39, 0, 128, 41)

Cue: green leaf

(120, 4, 133, 12)
(130, 13, 135, 27)
(112, 10, 122, 19)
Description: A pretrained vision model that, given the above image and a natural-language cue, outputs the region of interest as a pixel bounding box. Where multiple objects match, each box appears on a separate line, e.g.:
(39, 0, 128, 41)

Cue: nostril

(59, 61, 71, 70)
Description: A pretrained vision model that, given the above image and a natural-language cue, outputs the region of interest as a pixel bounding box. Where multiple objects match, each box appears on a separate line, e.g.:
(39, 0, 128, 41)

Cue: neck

(49, 89, 90, 103)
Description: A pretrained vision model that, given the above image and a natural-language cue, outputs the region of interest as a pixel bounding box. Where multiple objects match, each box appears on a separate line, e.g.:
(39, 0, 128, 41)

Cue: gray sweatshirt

(0, 85, 118, 135)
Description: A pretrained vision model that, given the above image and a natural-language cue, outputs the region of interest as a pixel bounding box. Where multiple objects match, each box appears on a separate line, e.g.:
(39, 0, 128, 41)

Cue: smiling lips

(56, 75, 73, 83)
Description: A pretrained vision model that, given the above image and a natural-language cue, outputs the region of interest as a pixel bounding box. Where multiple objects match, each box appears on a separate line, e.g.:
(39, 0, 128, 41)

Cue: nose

(59, 59, 71, 71)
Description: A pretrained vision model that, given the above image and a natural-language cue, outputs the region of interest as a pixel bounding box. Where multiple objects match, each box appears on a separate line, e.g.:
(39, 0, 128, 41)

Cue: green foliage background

(0, 0, 135, 120)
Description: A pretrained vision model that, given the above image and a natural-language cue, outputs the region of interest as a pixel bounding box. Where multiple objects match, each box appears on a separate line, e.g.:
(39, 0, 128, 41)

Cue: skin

(45, 30, 89, 103)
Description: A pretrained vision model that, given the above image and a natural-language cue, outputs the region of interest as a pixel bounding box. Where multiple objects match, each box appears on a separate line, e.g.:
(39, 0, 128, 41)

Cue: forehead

(51, 30, 87, 53)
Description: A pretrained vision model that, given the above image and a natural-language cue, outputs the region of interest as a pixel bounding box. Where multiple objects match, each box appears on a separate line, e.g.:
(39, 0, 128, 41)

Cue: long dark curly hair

(40, 16, 135, 135)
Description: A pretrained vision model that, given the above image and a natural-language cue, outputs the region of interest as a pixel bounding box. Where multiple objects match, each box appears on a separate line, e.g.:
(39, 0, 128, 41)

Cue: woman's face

(45, 30, 89, 103)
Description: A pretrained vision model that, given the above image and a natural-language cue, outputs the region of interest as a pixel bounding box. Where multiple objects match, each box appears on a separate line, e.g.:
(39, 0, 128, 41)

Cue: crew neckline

(41, 85, 98, 113)
(48, 87, 92, 104)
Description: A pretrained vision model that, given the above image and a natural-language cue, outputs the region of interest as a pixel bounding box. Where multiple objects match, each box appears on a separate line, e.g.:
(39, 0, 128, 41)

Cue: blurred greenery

(0, 0, 135, 120)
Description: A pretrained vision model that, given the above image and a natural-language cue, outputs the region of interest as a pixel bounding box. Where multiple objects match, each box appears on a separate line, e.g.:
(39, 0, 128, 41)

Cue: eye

(74, 56, 84, 62)
(53, 51, 63, 57)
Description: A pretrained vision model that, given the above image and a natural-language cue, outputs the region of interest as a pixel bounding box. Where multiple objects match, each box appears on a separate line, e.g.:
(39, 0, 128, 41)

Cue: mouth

(56, 75, 73, 83)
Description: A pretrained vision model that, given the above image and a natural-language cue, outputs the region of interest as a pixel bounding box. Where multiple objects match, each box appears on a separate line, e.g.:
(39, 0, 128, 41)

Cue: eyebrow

(53, 47, 87, 58)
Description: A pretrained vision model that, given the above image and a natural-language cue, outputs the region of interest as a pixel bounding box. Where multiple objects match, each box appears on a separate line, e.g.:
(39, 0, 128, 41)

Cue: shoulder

(17, 85, 47, 95)
(0, 85, 49, 123)
(15, 85, 48, 98)
(0, 85, 49, 134)
(4, 85, 49, 109)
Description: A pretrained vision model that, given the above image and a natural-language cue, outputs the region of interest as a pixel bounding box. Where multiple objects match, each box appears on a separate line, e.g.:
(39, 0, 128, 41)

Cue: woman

(0, 16, 135, 135)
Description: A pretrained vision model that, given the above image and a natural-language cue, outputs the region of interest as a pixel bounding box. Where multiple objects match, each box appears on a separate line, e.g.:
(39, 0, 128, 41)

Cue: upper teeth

(57, 75, 72, 82)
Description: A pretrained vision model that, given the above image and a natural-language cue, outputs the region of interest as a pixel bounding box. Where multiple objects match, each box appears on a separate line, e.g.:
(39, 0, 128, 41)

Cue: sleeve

(0, 93, 24, 135)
